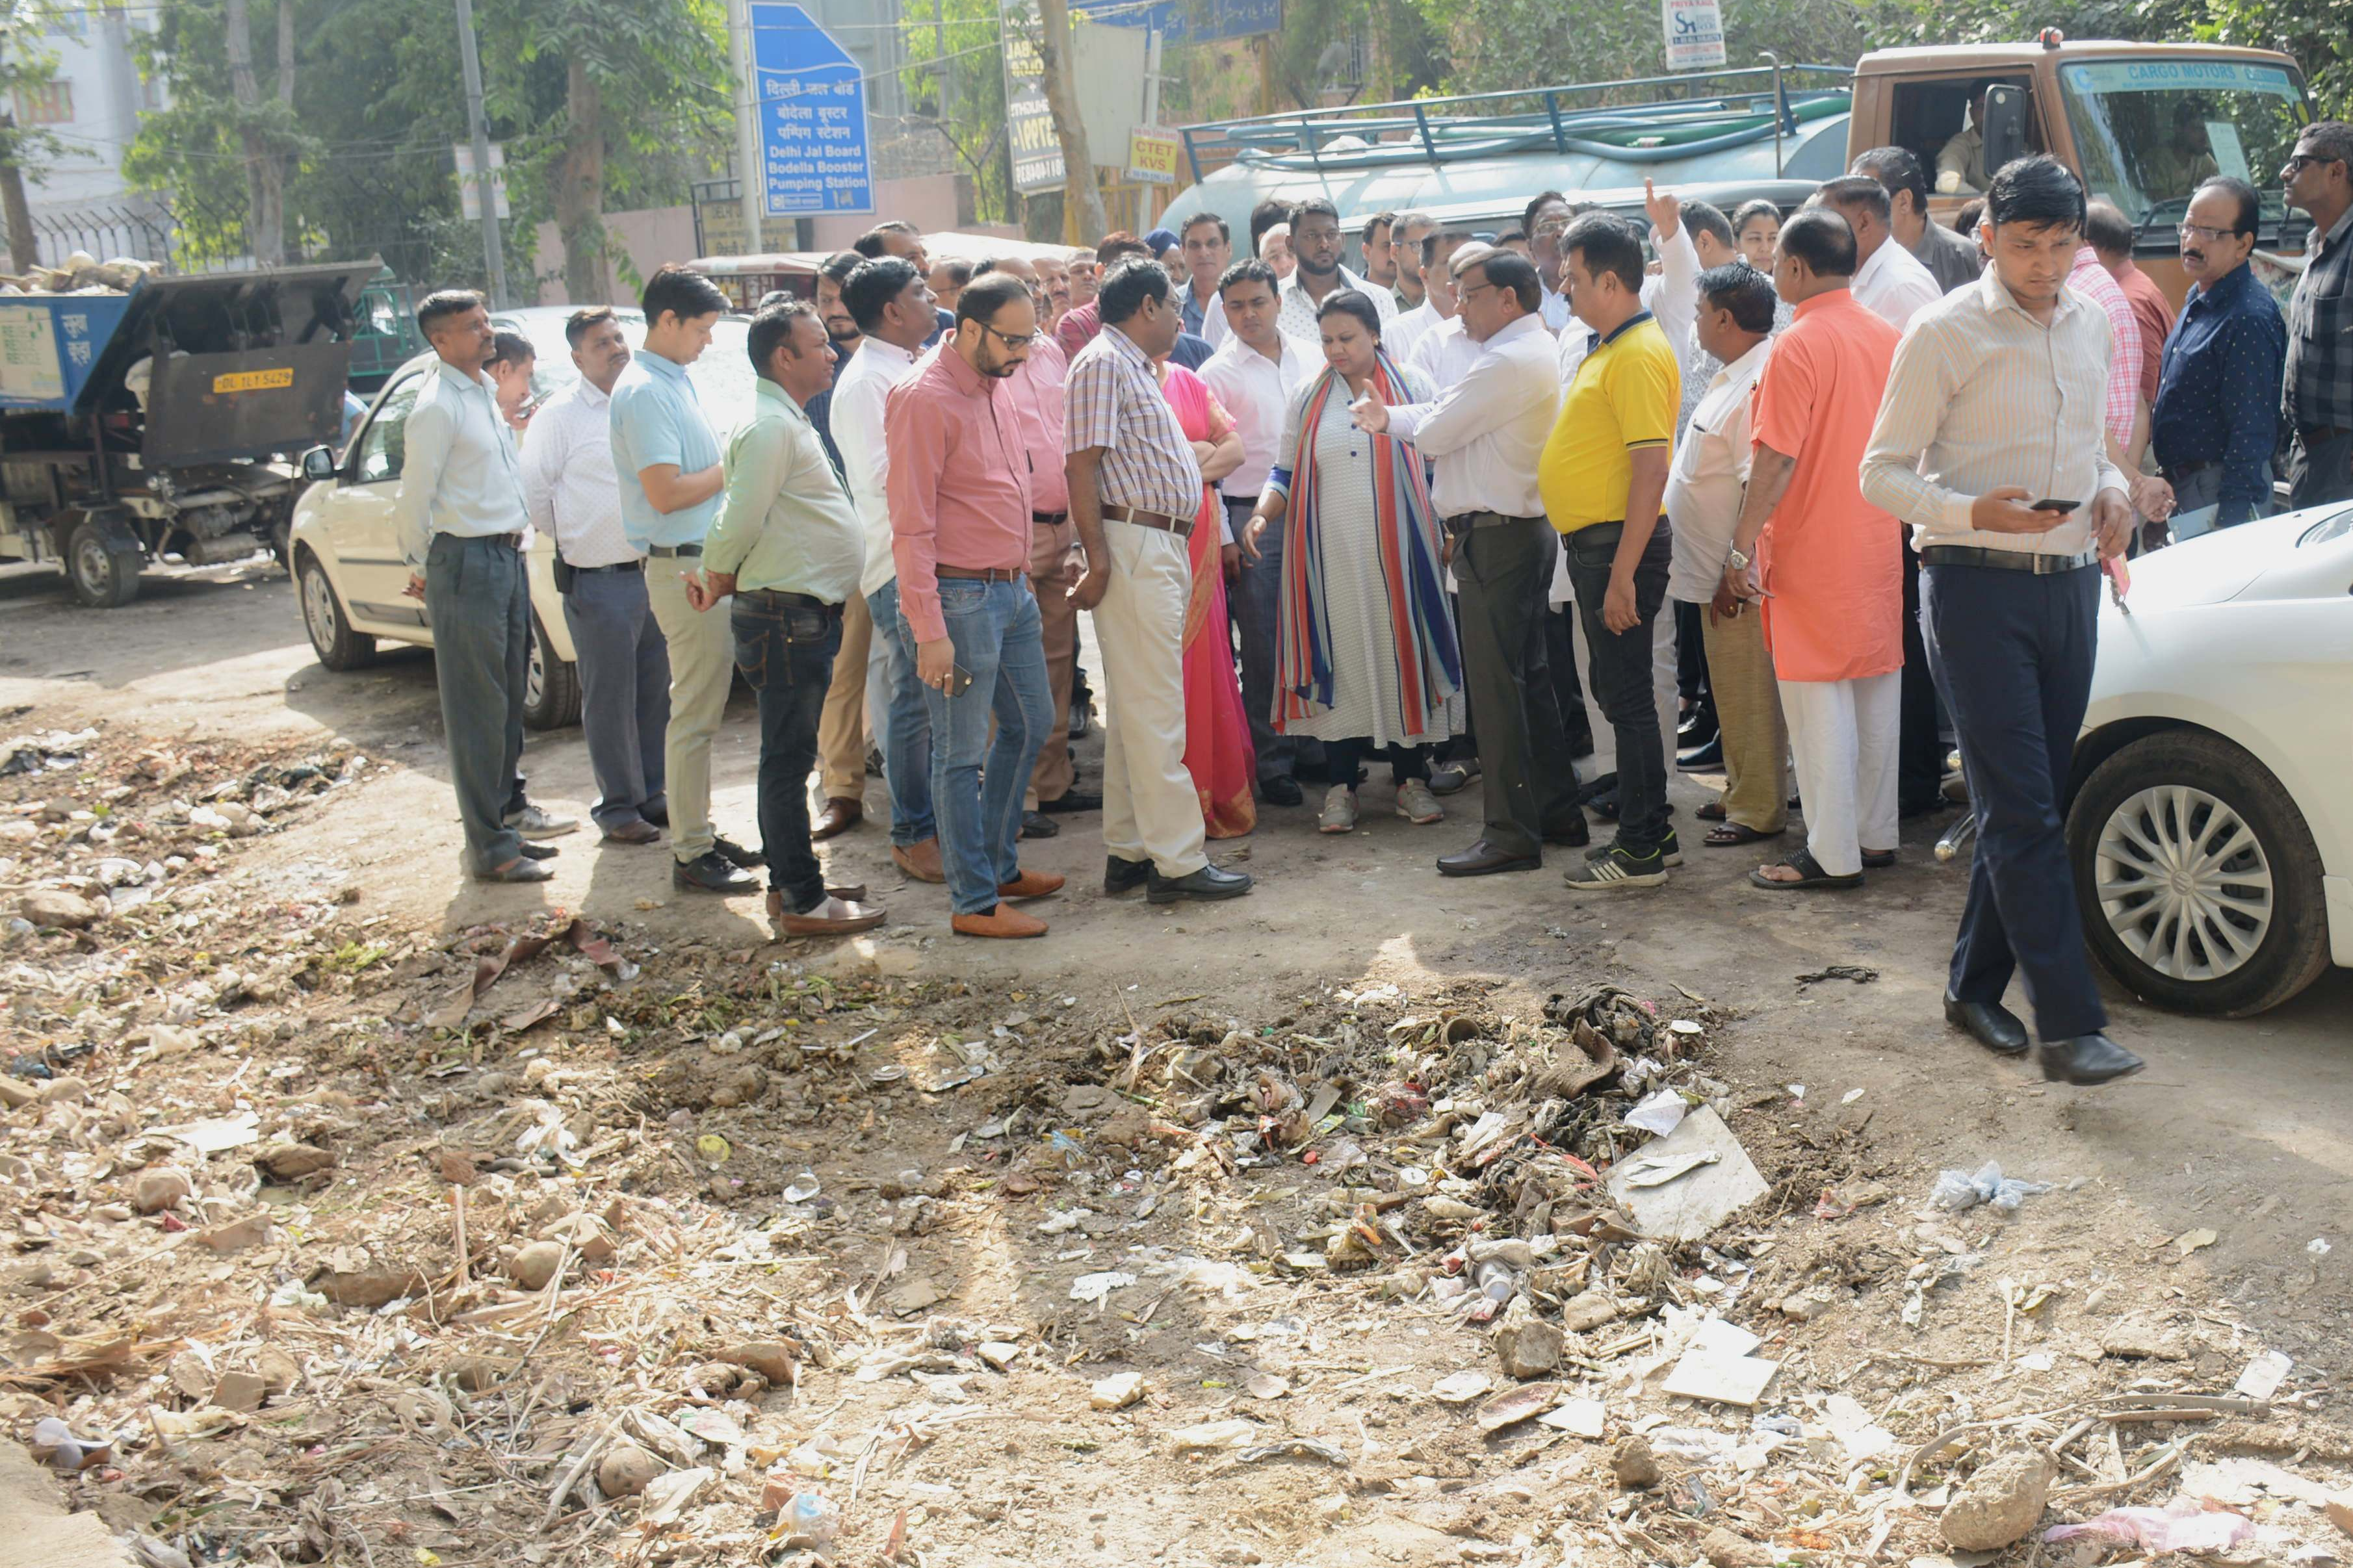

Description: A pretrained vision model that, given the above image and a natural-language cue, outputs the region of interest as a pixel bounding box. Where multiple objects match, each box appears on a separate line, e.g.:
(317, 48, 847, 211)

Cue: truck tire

(2066, 729, 2331, 1017)
(66, 515, 143, 608)
(522, 609, 580, 730)
(298, 552, 377, 671)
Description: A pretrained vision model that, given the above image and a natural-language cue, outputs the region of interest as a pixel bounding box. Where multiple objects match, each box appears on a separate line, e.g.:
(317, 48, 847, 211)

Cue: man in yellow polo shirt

(1538, 212, 1681, 889)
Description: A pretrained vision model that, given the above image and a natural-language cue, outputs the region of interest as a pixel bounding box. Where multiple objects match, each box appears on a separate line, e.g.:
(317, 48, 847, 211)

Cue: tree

(1034, 0, 1104, 241)
(0, 0, 66, 270)
(222, 0, 298, 265)
(898, 0, 1012, 224)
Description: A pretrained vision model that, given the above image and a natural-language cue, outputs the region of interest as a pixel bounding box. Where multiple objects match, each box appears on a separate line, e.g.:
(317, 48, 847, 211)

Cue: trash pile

(0, 251, 155, 296)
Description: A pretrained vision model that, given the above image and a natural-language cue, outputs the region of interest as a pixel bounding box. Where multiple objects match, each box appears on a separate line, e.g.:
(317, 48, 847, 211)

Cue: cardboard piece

(1606, 1106, 1767, 1242)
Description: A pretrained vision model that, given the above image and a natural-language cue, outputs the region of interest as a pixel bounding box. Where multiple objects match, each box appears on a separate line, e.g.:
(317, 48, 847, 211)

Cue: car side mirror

(1982, 84, 2027, 181)
(301, 445, 338, 481)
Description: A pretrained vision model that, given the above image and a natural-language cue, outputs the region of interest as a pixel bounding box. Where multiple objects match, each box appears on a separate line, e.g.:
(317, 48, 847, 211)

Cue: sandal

(1705, 822, 1784, 847)
(1748, 847, 1863, 892)
(1860, 849, 1895, 870)
(1697, 801, 1726, 822)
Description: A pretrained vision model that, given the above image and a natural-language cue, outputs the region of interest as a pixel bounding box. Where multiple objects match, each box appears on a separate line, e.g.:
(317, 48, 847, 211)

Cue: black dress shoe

(1260, 775, 1303, 807)
(1020, 810, 1060, 840)
(517, 842, 560, 860)
(1147, 862, 1253, 903)
(1039, 788, 1101, 815)
(1068, 700, 1093, 741)
(1438, 840, 1541, 877)
(1104, 855, 1150, 895)
(714, 834, 766, 868)
(640, 801, 670, 827)
(1543, 817, 1591, 847)
(673, 852, 759, 893)
(1899, 795, 1950, 819)
(1944, 994, 2029, 1056)
(2034, 1033, 2145, 1086)
(1676, 736, 1725, 771)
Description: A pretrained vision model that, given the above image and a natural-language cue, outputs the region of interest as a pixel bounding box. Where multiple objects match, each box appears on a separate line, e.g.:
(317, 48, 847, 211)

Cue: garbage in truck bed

(0, 250, 158, 297)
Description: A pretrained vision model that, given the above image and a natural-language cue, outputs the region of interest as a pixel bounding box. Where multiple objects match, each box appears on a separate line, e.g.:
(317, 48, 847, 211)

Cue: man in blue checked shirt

(2152, 176, 2285, 537)
(610, 264, 764, 895)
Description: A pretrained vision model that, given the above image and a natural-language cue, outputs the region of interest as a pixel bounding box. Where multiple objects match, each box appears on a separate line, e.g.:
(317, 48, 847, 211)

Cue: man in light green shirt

(689, 302, 879, 938)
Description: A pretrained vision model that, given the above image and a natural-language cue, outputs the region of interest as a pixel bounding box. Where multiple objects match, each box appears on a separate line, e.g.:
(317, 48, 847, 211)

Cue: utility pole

(727, 0, 766, 255)
(1035, 0, 1104, 243)
(452, 0, 509, 308)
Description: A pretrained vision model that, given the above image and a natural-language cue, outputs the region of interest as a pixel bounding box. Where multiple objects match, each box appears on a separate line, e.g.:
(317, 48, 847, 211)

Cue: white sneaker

(1396, 778, 1444, 824)
(1318, 785, 1358, 834)
(505, 803, 580, 840)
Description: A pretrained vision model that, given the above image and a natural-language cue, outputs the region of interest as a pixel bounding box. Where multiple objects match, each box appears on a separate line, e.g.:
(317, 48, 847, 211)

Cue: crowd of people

(382, 118, 2353, 1086)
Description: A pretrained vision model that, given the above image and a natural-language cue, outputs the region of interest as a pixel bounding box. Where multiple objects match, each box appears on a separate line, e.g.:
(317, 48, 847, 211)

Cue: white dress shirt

(1385, 313, 1561, 519)
(1860, 266, 2128, 556)
(829, 335, 928, 597)
(1851, 237, 1944, 334)
(519, 378, 633, 568)
(1409, 315, 1479, 390)
(1663, 337, 1771, 602)
(1199, 329, 1318, 504)
(1540, 284, 1572, 333)
(389, 359, 530, 568)
(1386, 300, 1441, 362)
(1277, 264, 1397, 342)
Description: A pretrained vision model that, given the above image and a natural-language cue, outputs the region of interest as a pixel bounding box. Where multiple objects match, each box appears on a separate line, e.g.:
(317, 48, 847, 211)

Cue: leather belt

(569, 559, 643, 574)
(1032, 510, 1069, 525)
(935, 565, 1023, 582)
(1919, 545, 2100, 574)
(738, 588, 840, 615)
(1446, 509, 1543, 536)
(646, 543, 703, 558)
(447, 531, 524, 550)
(1102, 503, 1195, 538)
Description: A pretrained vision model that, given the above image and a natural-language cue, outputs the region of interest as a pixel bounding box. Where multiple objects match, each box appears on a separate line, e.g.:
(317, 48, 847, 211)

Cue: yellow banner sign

(212, 367, 294, 394)
(1125, 126, 1183, 186)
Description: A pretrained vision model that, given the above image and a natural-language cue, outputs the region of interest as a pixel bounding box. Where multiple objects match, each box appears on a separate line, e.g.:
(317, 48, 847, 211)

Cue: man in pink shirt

(1721, 208, 1904, 890)
(976, 256, 1098, 834)
(1055, 233, 1152, 359)
(883, 273, 1065, 940)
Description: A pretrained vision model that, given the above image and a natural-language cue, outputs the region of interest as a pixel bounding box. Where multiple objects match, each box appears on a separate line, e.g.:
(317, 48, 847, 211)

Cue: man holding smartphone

(1862, 156, 2142, 1088)
(883, 274, 1063, 939)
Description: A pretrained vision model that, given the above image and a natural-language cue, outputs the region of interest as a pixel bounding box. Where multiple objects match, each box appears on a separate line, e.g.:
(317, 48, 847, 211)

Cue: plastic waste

(2043, 1501, 2252, 1553)
(1622, 1087, 1689, 1137)
(787, 1491, 838, 1545)
(1929, 1161, 2053, 1215)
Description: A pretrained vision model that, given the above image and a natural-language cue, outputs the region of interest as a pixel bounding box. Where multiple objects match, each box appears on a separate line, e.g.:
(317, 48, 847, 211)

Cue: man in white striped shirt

(522, 307, 668, 846)
(1858, 155, 2142, 1089)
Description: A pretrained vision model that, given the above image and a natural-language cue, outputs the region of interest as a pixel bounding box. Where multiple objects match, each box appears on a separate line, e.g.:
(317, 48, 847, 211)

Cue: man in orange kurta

(1722, 208, 1904, 888)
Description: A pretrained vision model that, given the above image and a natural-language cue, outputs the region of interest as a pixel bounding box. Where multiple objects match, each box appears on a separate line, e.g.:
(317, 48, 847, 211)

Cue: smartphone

(2029, 497, 2079, 513)
(948, 663, 974, 697)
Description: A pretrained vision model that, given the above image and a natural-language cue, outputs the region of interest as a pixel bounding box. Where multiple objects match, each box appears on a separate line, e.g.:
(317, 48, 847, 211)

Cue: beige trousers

(1698, 606, 1789, 832)
(1091, 520, 1206, 877)
(1026, 516, 1078, 810)
(645, 563, 734, 863)
(813, 587, 872, 802)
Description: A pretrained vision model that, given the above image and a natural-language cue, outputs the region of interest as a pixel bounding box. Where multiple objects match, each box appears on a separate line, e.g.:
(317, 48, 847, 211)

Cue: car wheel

(521, 609, 580, 730)
(2068, 730, 2331, 1017)
(66, 516, 143, 608)
(298, 552, 378, 671)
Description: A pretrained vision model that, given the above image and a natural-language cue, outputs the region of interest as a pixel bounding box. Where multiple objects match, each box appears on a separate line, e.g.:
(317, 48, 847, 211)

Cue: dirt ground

(5, 557, 2352, 1568)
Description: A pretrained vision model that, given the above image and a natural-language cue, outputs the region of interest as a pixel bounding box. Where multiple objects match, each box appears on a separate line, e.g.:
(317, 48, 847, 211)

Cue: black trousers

(1919, 561, 2107, 1042)
(1561, 521, 1672, 851)
(731, 592, 842, 914)
(1543, 606, 1596, 756)
(1453, 513, 1585, 857)
(1329, 738, 1429, 787)
(1899, 538, 1946, 808)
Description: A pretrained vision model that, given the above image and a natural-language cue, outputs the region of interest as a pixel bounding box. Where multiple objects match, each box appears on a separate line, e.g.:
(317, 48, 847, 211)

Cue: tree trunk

(556, 58, 606, 305)
(0, 112, 38, 274)
(224, 0, 285, 266)
(1034, 0, 1104, 242)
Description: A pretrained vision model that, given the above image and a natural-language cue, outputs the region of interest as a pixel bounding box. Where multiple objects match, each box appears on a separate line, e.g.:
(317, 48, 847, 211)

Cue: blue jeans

(867, 577, 936, 847)
(1920, 561, 2107, 1042)
(1560, 521, 1672, 852)
(729, 591, 841, 914)
(921, 577, 1053, 915)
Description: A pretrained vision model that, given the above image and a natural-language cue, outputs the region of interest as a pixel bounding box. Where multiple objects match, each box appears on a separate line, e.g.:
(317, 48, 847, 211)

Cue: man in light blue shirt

(608, 264, 761, 894)
(386, 289, 576, 883)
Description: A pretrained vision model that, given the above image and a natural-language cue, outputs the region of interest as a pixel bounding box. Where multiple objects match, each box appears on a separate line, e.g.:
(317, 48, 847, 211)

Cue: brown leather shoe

(951, 903, 1047, 939)
(826, 882, 868, 903)
(811, 797, 863, 840)
(766, 890, 885, 937)
(600, 819, 662, 845)
(996, 868, 1066, 899)
(890, 838, 946, 883)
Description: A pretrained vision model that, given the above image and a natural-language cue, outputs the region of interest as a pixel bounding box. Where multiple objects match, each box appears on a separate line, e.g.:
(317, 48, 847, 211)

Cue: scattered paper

(1070, 1270, 1136, 1304)
(2233, 1350, 2291, 1400)
(1661, 1350, 1780, 1407)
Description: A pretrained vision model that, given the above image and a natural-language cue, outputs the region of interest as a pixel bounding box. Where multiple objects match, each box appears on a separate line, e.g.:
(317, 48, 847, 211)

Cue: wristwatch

(1724, 546, 1750, 572)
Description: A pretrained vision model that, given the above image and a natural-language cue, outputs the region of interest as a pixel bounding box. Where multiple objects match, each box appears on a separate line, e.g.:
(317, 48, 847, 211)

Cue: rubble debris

(1612, 1436, 1661, 1488)
(129, 1166, 192, 1214)
(1700, 1526, 1773, 1567)
(1606, 1106, 1766, 1241)
(1939, 1450, 2056, 1550)
(597, 1443, 662, 1498)
(1091, 1372, 1145, 1410)
(2044, 1501, 2254, 1553)
(509, 1239, 568, 1291)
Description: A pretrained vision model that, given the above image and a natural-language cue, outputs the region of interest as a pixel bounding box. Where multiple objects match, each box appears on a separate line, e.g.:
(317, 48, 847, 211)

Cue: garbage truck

(0, 259, 381, 607)
(1156, 36, 2313, 305)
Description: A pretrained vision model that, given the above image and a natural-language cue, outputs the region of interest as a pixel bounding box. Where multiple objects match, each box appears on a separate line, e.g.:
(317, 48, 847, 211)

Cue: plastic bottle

(1476, 1261, 1517, 1304)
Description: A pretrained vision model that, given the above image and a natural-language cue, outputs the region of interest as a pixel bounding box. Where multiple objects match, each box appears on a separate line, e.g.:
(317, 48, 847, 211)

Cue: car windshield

(2059, 60, 2308, 239)
(493, 310, 760, 431)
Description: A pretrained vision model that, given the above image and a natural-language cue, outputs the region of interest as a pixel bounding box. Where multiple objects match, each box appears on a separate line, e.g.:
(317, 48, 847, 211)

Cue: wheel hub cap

(2093, 784, 2273, 983)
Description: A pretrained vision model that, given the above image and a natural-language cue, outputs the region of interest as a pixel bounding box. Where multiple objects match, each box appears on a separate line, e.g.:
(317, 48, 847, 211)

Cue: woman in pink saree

(1153, 352, 1258, 838)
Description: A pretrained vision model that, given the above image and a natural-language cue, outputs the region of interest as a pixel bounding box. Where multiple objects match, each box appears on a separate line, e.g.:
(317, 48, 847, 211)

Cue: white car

(2067, 503, 2353, 1016)
(287, 307, 756, 728)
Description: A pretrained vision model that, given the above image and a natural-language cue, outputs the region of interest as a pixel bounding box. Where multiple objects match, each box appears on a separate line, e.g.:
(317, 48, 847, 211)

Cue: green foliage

(898, 0, 1013, 224)
(0, 0, 68, 171)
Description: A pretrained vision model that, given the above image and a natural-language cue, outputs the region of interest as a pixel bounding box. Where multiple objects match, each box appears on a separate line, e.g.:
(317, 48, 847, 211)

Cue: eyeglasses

(2176, 222, 2245, 242)
(1456, 279, 1500, 302)
(2282, 152, 2341, 176)
(971, 320, 1035, 352)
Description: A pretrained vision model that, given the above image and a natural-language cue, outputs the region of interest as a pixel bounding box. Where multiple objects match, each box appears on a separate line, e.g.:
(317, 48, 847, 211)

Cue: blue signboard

(749, 4, 874, 217)
(1076, 0, 1280, 45)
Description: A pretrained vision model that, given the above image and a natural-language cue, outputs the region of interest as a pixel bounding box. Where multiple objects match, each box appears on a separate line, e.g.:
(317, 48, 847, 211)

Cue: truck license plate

(212, 367, 295, 394)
